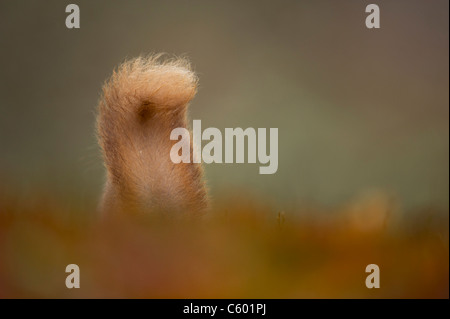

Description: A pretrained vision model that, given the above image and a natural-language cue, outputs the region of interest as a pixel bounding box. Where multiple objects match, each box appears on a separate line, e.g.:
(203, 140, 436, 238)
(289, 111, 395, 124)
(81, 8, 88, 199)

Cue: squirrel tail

(96, 54, 208, 215)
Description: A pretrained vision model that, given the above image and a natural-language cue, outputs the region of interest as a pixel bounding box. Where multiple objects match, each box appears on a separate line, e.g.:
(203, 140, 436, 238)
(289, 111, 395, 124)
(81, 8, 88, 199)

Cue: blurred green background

(0, 0, 448, 212)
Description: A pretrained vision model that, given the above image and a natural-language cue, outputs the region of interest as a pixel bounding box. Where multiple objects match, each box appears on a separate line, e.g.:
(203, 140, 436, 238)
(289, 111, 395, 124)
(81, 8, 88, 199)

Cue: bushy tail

(97, 54, 208, 215)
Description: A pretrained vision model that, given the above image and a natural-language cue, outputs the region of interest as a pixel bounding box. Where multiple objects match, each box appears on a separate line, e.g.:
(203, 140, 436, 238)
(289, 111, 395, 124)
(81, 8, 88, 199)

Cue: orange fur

(96, 54, 208, 215)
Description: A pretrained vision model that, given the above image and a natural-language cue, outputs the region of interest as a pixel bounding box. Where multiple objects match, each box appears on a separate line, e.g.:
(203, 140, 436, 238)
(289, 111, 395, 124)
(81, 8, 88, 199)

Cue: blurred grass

(0, 190, 447, 298)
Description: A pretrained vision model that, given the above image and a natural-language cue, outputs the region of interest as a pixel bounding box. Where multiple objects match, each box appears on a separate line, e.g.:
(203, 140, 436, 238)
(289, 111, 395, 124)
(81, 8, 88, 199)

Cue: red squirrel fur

(96, 55, 208, 215)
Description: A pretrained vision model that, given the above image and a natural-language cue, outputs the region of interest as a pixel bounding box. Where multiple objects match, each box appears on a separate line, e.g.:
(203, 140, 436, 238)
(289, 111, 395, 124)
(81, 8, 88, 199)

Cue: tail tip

(103, 54, 198, 110)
